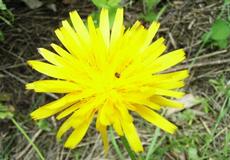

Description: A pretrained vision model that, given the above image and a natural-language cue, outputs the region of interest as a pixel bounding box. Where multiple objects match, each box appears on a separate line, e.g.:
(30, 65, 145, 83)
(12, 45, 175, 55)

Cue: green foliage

(0, 0, 6, 10)
(178, 109, 196, 124)
(202, 19, 230, 48)
(0, 30, 4, 41)
(0, 103, 13, 120)
(91, 0, 121, 27)
(188, 147, 199, 160)
(36, 119, 51, 131)
(92, 0, 121, 8)
(0, 0, 14, 42)
(209, 75, 230, 97)
(224, 0, 230, 5)
(145, 0, 160, 10)
(140, 0, 166, 22)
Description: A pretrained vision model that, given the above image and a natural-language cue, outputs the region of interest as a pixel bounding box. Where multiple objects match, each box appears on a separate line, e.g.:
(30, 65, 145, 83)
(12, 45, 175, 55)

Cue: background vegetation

(0, 0, 230, 159)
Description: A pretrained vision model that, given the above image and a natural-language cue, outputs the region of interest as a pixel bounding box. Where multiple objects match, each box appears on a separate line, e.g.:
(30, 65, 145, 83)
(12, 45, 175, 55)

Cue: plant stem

(10, 118, 45, 160)
(120, 136, 137, 160)
(109, 127, 125, 160)
(145, 128, 160, 160)
(156, 5, 168, 21)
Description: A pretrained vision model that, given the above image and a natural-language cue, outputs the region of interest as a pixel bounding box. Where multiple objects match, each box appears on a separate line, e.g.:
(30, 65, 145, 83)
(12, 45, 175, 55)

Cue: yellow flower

(26, 8, 188, 153)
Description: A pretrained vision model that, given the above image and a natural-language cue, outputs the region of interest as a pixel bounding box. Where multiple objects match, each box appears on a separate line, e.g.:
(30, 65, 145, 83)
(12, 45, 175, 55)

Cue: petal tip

(25, 83, 33, 90)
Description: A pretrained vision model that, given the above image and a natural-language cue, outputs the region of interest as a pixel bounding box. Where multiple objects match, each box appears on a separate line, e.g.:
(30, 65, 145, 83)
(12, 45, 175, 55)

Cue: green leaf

(216, 39, 228, 48)
(36, 119, 51, 131)
(92, 0, 109, 8)
(0, 0, 6, 10)
(178, 109, 195, 123)
(144, 0, 160, 11)
(92, 0, 120, 8)
(107, 0, 121, 7)
(224, 0, 230, 5)
(188, 147, 199, 160)
(108, 7, 117, 27)
(211, 19, 230, 41)
(0, 103, 13, 120)
(141, 12, 157, 22)
(0, 30, 4, 42)
(202, 19, 230, 48)
(201, 32, 211, 44)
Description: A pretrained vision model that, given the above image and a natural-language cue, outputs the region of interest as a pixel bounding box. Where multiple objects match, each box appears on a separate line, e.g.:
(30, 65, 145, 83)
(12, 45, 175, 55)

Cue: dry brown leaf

(166, 94, 200, 116)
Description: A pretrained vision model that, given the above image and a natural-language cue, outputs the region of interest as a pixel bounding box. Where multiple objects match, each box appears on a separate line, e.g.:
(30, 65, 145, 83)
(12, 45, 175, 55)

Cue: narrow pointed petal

(135, 106, 177, 134)
(30, 92, 80, 120)
(96, 122, 109, 154)
(56, 103, 82, 120)
(150, 96, 184, 108)
(152, 88, 185, 98)
(152, 81, 185, 90)
(100, 8, 110, 47)
(64, 111, 94, 149)
(26, 80, 80, 93)
(28, 60, 69, 80)
(122, 122, 143, 152)
(69, 11, 90, 45)
(56, 111, 79, 139)
(143, 21, 160, 48)
(151, 49, 186, 73)
(111, 8, 123, 44)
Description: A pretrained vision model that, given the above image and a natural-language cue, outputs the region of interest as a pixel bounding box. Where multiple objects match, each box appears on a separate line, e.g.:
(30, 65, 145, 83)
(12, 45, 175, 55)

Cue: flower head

(27, 8, 188, 152)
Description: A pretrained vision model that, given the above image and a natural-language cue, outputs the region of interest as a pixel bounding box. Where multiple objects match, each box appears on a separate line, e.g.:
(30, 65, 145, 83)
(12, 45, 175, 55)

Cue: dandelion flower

(27, 8, 188, 153)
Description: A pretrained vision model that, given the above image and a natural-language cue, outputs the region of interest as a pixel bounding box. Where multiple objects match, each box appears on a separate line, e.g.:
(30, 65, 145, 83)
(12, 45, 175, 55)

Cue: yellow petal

(100, 126, 109, 154)
(56, 103, 82, 120)
(100, 8, 110, 47)
(56, 108, 95, 140)
(28, 60, 92, 86)
(50, 43, 78, 65)
(30, 92, 80, 120)
(141, 44, 167, 68)
(152, 88, 185, 98)
(114, 101, 133, 123)
(31, 90, 95, 120)
(151, 49, 186, 73)
(54, 28, 72, 54)
(96, 121, 109, 154)
(150, 70, 189, 83)
(152, 81, 185, 90)
(64, 111, 94, 149)
(69, 11, 90, 45)
(112, 109, 123, 136)
(26, 80, 80, 93)
(150, 96, 184, 108)
(57, 27, 84, 59)
(122, 122, 143, 152)
(111, 8, 123, 44)
(27, 60, 74, 81)
(38, 48, 65, 66)
(93, 29, 107, 69)
(99, 100, 112, 126)
(135, 106, 177, 134)
(141, 37, 165, 60)
(87, 16, 96, 36)
(143, 21, 160, 48)
(56, 111, 79, 139)
(136, 99, 161, 110)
